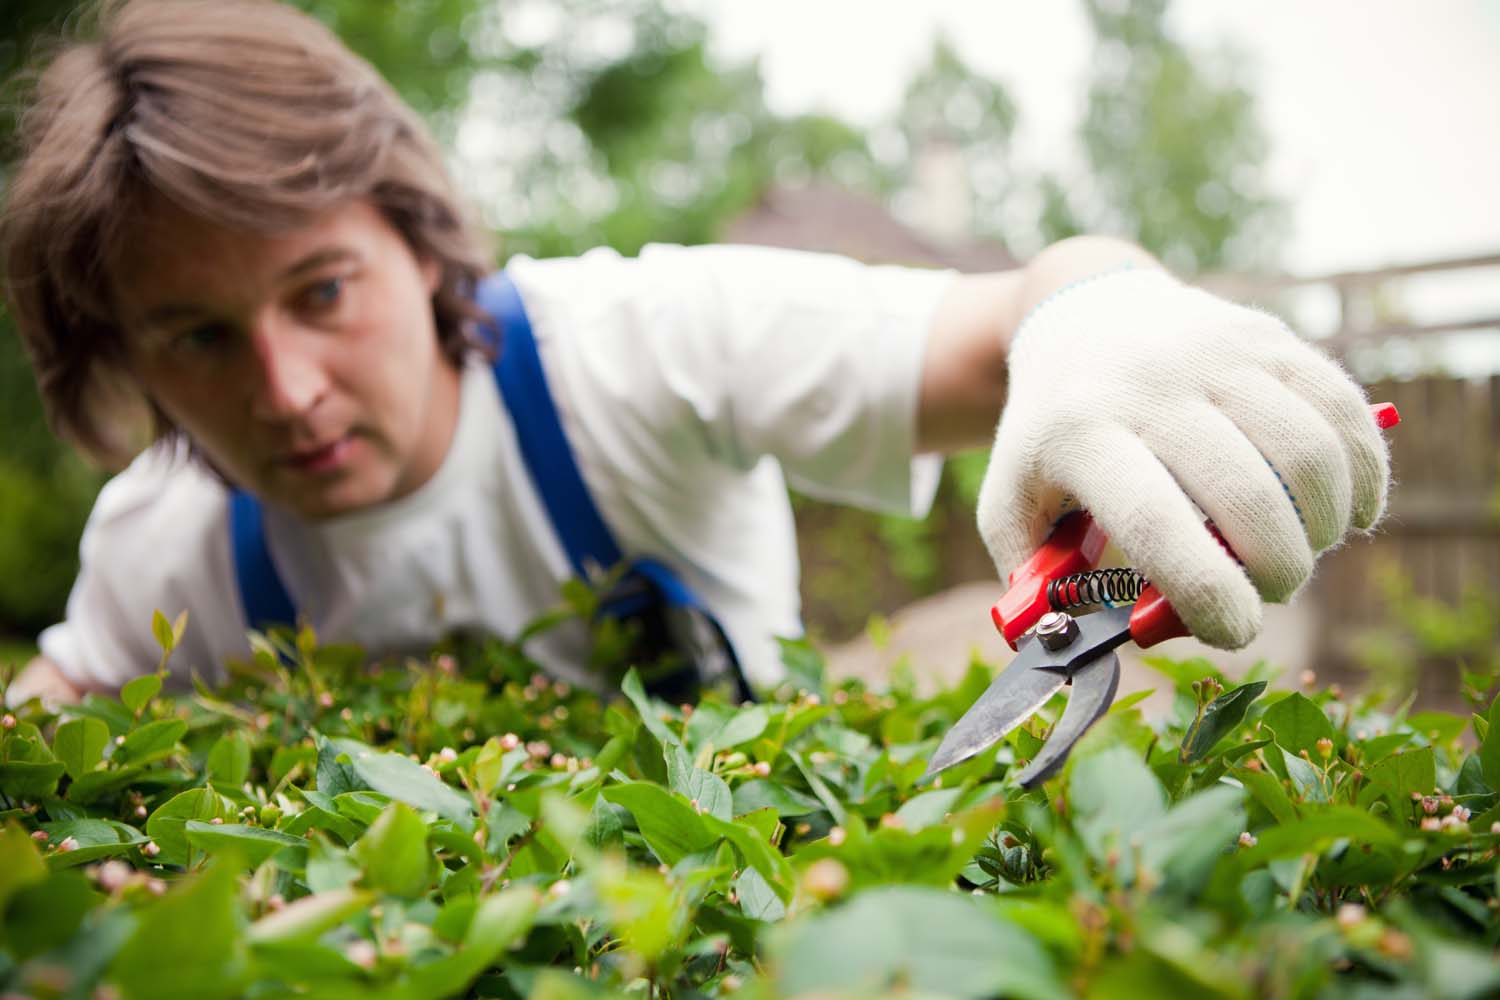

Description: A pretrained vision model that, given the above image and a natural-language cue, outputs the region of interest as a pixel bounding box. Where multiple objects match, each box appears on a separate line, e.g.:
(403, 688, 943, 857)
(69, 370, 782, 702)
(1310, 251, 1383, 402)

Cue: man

(1, 0, 1389, 706)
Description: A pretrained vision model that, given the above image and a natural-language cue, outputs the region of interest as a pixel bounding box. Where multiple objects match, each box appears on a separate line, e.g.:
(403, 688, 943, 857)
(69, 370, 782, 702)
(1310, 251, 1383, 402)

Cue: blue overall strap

(478, 271, 751, 701)
(476, 272, 624, 577)
(228, 489, 297, 631)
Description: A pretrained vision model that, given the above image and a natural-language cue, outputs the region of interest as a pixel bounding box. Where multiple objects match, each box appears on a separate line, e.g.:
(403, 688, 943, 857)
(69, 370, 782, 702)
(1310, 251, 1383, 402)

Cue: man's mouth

(281, 433, 357, 474)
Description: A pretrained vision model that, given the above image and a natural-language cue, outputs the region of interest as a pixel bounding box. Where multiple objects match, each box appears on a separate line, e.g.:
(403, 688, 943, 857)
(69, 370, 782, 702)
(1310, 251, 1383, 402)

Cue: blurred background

(2, 0, 1497, 702)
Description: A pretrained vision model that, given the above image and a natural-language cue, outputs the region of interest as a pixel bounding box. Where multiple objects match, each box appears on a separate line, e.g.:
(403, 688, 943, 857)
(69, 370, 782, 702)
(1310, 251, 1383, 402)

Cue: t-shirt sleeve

(37, 448, 242, 692)
(514, 244, 957, 517)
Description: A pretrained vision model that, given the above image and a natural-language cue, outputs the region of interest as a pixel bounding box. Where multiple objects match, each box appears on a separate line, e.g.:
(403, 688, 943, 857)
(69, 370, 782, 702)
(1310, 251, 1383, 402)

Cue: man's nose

(248, 318, 330, 422)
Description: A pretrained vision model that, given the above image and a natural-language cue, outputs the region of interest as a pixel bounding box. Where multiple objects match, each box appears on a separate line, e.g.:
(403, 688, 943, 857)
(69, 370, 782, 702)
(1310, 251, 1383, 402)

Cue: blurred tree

(887, 36, 1020, 245)
(450, 0, 872, 258)
(1067, 0, 1286, 272)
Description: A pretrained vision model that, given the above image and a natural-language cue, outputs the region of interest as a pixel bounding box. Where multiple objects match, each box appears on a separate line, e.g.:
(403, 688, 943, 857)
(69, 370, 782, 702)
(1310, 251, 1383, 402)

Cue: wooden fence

(1312, 374, 1500, 669)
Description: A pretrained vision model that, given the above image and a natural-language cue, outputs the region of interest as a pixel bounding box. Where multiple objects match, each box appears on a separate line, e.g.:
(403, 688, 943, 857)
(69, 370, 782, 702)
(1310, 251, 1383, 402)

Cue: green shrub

(1, 619, 1497, 999)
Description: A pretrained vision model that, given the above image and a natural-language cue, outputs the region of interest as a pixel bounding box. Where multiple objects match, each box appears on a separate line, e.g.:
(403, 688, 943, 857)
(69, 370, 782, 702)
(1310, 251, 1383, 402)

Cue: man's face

(117, 198, 462, 519)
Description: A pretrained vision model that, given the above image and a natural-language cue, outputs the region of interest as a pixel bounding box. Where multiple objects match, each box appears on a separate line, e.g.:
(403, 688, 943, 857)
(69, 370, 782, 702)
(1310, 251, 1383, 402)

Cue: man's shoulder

(84, 442, 230, 561)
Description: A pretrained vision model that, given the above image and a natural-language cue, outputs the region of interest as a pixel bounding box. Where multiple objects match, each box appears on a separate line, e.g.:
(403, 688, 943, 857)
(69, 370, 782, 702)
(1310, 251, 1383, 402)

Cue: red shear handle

(993, 401, 1400, 649)
(991, 510, 1107, 649)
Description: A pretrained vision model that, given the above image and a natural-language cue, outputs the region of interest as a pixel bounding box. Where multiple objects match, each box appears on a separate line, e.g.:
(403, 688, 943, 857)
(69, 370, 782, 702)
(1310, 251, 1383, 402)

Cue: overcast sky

(700, 0, 1500, 277)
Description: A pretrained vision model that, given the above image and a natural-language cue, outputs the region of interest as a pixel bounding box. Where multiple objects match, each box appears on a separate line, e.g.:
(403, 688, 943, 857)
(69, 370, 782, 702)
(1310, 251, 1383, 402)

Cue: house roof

(720, 183, 1018, 272)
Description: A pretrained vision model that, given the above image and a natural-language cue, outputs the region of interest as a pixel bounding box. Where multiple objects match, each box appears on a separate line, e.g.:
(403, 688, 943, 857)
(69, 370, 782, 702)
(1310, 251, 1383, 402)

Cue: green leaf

(770, 886, 1063, 1000)
(1180, 681, 1266, 763)
(206, 732, 252, 787)
(665, 745, 733, 821)
(1281, 749, 1328, 803)
(1069, 746, 1167, 863)
(122, 673, 164, 715)
(114, 718, 188, 766)
(185, 822, 307, 869)
(735, 865, 785, 921)
(246, 887, 373, 945)
(151, 610, 176, 655)
(1481, 693, 1500, 791)
(67, 764, 147, 805)
(315, 736, 361, 797)
(0, 821, 48, 914)
(110, 859, 249, 1000)
(620, 668, 682, 749)
(52, 717, 111, 781)
(147, 787, 236, 866)
(1237, 806, 1403, 865)
(701, 811, 793, 900)
(893, 787, 965, 832)
(1407, 710, 1467, 745)
(1259, 692, 1335, 757)
(322, 737, 473, 827)
(40, 818, 148, 869)
(1232, 766, 1297, 825)
(1138, 785, 1244, 890)
(350, 801, 433, 897)
(304, 838, 361, 896)
(732, 779, 822, 818)
(405, 888, 541, 997)
(1358, 732, 1412, 764)
(713, 705, 770, 749)
(0, 754, 66, 800)
(3, 869, 100, 960)
(602, 781, 716, 865)
(1359, 747, 1438, 815)
(777, 636, 827, 696)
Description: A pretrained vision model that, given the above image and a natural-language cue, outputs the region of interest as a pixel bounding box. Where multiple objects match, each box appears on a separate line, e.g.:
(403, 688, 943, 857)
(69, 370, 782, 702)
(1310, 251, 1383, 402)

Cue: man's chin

(260, 469, 397, 521)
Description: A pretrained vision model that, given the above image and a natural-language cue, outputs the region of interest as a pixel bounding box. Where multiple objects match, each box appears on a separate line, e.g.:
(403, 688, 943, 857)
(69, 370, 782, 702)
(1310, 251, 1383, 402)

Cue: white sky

(699, 0, 1500, 276)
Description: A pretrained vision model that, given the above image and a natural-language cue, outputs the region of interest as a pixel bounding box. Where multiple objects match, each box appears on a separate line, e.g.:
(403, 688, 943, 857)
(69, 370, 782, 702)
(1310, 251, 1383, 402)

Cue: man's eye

(174, 324, 230, 353)
(304, 277, 345, 310)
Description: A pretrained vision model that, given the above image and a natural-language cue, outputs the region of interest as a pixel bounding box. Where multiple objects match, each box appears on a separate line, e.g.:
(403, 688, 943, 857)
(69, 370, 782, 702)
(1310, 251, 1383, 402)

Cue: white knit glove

(976, 268, 1391, 649)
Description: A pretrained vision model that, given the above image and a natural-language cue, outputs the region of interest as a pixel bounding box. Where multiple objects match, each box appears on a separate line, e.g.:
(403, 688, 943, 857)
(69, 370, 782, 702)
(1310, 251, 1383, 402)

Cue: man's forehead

(113, 198, 373, 317)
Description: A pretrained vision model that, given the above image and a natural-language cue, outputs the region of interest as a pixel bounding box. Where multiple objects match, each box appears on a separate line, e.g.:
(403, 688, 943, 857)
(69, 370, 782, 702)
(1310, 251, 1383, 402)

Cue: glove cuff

(1011, 266, 1195, 367)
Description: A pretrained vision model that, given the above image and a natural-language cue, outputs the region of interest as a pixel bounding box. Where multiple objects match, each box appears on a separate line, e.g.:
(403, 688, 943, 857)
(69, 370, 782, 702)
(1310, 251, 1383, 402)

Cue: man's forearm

(917, 235, 1162, 454)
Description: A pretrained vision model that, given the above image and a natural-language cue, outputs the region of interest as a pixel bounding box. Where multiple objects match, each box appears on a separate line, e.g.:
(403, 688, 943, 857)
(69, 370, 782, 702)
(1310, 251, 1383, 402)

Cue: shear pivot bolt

(1035, 611, 1079, 651)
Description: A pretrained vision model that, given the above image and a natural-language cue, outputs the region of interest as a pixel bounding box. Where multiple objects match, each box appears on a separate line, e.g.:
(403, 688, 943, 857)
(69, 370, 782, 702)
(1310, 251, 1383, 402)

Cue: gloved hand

(976, 267, 1391, 649)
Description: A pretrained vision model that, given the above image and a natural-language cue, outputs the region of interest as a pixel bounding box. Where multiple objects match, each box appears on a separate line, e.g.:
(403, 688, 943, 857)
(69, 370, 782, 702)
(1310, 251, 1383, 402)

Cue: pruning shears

(922, 402, 1402, 789)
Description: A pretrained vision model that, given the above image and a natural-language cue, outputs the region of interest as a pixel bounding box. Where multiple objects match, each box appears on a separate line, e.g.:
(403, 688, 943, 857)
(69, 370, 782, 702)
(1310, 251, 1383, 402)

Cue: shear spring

(1047, 568, 1148, 610)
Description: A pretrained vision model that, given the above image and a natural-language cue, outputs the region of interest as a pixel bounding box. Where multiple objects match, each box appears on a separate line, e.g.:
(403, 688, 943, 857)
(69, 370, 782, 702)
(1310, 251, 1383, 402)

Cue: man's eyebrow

(278, 246, 359, 281)
(138, 247, 359, 326)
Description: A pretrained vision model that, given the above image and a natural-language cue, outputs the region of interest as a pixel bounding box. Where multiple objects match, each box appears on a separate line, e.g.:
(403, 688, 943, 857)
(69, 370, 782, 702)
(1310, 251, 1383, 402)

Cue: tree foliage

(1069, 0, 1287, 272)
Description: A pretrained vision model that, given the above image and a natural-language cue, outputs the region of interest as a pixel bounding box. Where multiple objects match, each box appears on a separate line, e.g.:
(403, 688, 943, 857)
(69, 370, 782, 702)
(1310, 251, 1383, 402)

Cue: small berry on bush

(802, 859, 850, 901)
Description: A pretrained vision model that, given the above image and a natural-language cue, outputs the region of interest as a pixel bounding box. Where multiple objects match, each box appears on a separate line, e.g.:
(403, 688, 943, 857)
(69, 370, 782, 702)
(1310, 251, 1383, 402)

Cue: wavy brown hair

(1, 0, 492, 468)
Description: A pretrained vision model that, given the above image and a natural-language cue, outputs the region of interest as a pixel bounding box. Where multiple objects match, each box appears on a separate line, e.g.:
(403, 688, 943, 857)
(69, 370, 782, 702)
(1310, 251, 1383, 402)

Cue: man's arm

(6, 656, 88, 708)
(917, 235, 1161, 453)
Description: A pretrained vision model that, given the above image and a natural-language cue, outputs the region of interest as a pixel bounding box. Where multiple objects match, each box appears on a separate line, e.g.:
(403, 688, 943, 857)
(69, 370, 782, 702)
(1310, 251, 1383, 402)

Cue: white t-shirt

(40, 244, 955, 693)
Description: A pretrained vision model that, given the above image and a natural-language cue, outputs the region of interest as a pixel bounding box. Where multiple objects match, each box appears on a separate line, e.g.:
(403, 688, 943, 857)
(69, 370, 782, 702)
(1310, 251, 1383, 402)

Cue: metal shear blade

(921, 605, 1135, 786)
